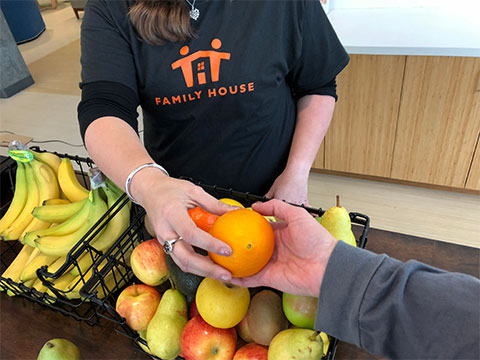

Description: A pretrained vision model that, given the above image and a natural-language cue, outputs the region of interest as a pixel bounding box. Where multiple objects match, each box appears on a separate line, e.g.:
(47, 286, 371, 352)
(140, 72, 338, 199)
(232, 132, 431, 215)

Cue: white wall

(331, 0, 467, 10)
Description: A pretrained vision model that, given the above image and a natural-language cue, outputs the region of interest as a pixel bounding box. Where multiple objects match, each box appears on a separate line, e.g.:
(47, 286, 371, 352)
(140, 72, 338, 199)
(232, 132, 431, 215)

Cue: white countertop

(327, 6, 480, 57)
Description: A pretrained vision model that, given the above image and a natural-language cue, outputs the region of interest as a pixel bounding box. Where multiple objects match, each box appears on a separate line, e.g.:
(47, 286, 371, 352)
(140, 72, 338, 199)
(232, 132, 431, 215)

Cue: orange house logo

(171, 38, 231, 88)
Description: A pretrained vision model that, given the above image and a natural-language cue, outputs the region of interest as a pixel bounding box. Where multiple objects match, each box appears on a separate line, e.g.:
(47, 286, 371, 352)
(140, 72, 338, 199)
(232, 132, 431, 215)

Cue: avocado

(165, 253, 204, 305)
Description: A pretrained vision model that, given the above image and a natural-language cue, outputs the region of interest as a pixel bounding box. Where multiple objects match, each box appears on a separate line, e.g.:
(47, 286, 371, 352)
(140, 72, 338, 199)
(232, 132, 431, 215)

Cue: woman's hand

(230, 199, 337, 297)
(266, 170, 310, 206)
(130, 168, 237, 282)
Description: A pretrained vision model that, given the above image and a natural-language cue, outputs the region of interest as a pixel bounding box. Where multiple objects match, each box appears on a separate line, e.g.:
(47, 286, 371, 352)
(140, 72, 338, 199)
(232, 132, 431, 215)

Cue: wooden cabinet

(466, 133, 480, 190)
(391, 56, 480, 188)
(314, 54, 480, 191)
(312, 142, 325, 169)
(323, 55, 406, 177)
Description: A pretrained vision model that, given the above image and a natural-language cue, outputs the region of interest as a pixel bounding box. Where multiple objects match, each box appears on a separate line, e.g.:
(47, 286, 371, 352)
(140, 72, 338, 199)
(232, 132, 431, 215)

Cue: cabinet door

(312, 142, 325, 169)
(391, 57, 480, 188)
(324, 55, 405, 177)
(466, 133, 480, 191)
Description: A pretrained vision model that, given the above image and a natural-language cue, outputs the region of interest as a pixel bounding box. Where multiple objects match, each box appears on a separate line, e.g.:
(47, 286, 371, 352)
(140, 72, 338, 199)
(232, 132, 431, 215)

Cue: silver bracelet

(125, 163, 169, 204)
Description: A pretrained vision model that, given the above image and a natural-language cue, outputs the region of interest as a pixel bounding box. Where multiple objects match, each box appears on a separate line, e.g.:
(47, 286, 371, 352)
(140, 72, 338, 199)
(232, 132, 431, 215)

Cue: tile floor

(1, 5, 479, 249)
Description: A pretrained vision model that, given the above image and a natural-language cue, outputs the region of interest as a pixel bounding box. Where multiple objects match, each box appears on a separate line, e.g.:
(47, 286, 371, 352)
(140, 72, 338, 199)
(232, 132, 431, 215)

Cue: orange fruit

(208, 208, 274, 278)
(219, 198, 245, 208)
(188, 207, 219, 232)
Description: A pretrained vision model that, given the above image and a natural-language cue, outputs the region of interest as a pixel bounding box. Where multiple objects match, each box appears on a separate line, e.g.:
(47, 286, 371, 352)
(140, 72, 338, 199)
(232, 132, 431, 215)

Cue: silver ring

(163, 236, 182, 254)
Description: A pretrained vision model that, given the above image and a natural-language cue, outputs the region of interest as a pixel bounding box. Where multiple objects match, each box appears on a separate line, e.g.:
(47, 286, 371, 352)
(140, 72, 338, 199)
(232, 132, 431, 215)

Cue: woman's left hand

(266, 170, 309, 206)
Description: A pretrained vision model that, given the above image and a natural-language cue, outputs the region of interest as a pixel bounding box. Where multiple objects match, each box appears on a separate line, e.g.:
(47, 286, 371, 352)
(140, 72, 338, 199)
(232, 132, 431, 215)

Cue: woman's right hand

(129, 168, 237, 282)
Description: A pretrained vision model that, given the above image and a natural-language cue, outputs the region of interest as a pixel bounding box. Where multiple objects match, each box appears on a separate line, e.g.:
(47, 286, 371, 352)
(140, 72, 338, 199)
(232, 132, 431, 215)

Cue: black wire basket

(82, 178, 370, 360)
(0, 147, 140, 326)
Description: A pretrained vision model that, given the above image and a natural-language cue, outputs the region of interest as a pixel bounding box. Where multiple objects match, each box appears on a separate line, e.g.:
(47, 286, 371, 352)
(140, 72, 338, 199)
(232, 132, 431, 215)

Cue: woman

(78, 0, 349, 281)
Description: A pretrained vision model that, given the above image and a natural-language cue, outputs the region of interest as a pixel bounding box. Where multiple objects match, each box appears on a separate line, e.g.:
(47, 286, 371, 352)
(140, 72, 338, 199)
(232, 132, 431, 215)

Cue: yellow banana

(0, 162, 27, 233)
(20, 253, 59, 283)
(1, 244, 35, 283)
(32, 256, 69, 293)
(32, 198, 87, 223)
(90, 186, 131, 252)
(32, 278, 46, 293)
(71, 251, 97, 277)
(46, 271, 77, 298)
(1, 163, 39, 240)
(31, 150, 62, 175)
(34, 189, 108, 257)
(25, 247, 41, 265)
(58, 158, 89, 202)
(96, 267, 129, 299)
(23, 199, 91, 247)
(18, 159, 59, 241)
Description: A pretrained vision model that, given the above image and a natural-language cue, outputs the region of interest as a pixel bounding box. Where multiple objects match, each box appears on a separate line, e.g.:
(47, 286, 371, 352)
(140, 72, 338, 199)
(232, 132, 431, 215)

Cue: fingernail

(221, 275, 230, 282)
(221, 248, 232, 256)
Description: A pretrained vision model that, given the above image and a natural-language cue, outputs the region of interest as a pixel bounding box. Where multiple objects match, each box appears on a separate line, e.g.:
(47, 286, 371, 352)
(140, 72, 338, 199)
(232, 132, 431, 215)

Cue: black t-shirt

(79, 0, 349, 195)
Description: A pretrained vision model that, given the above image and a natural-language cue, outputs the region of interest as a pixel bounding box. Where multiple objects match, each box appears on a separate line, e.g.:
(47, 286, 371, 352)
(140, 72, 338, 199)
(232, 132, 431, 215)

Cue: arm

(266, 94, 335, 204)
(231, 200, 480, 360)
(83, 116, 234, 281)
(317, 242, 480, 359)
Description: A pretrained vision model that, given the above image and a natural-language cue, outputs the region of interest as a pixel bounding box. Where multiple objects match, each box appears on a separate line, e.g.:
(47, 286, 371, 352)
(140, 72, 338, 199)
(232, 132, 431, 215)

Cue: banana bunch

(1, 148, 131, 302)
(0, 150, 90, 242)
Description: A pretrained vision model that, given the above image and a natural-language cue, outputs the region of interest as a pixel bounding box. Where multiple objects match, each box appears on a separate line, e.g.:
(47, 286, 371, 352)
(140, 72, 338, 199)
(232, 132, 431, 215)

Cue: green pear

(319, 195, 357, 247)
(146, 289, 188, 360)
(268, 328, 323, 360)
(37, 339, 82, 360)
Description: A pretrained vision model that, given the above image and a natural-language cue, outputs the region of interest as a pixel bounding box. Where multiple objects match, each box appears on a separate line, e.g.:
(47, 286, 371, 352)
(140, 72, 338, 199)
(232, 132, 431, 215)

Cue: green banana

(89, 185, 131, 252)
(1, 163, 39, 240)
(0, 162, 27, 233)
(23, 199, 91, 247)
(32, 198, 87, 223)
(34, 189, 108, 257)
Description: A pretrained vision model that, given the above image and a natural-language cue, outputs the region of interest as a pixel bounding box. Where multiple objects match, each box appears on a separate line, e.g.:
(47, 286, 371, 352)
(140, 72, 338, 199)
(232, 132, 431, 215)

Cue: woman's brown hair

(129, 0, 195, 45)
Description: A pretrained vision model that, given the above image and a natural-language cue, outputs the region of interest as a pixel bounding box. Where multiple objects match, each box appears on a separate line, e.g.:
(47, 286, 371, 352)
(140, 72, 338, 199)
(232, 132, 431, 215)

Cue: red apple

(235, 313, 253, 342)
(130, 239, 169, 286)
(233, 343, 268, 360)
(180, 316, 237, 360)
(116, 284, 161, 331)
(190, 300, 200, 319)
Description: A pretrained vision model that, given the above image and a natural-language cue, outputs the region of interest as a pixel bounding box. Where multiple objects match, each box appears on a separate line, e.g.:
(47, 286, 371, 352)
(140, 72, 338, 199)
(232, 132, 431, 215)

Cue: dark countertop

(1, 226, 479, 360)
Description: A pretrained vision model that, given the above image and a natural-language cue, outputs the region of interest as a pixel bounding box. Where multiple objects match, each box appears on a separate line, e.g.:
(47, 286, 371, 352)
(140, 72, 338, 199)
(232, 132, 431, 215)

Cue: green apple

(282, 292, 318, 329)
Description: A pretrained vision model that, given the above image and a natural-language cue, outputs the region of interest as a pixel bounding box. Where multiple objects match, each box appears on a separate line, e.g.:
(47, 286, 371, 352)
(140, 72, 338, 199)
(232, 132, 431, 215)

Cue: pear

(319, 195, 357, 247)
(146, 289, 188, 360)
(37, 339, 82, 360)
(268, 329, 323, 360)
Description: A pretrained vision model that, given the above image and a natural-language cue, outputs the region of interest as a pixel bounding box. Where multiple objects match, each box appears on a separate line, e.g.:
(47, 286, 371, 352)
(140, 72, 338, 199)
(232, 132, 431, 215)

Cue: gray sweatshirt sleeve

(315, 241, 480, 359)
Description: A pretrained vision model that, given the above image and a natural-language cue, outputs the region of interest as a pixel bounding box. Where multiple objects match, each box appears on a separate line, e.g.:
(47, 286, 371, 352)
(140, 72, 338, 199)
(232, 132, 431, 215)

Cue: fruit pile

(0, 147, 131, 299)
(117, 197, 357, 360)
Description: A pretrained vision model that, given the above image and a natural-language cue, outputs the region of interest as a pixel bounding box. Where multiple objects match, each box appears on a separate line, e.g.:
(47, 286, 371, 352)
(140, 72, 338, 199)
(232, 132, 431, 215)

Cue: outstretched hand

(230, 199, 337, 297)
